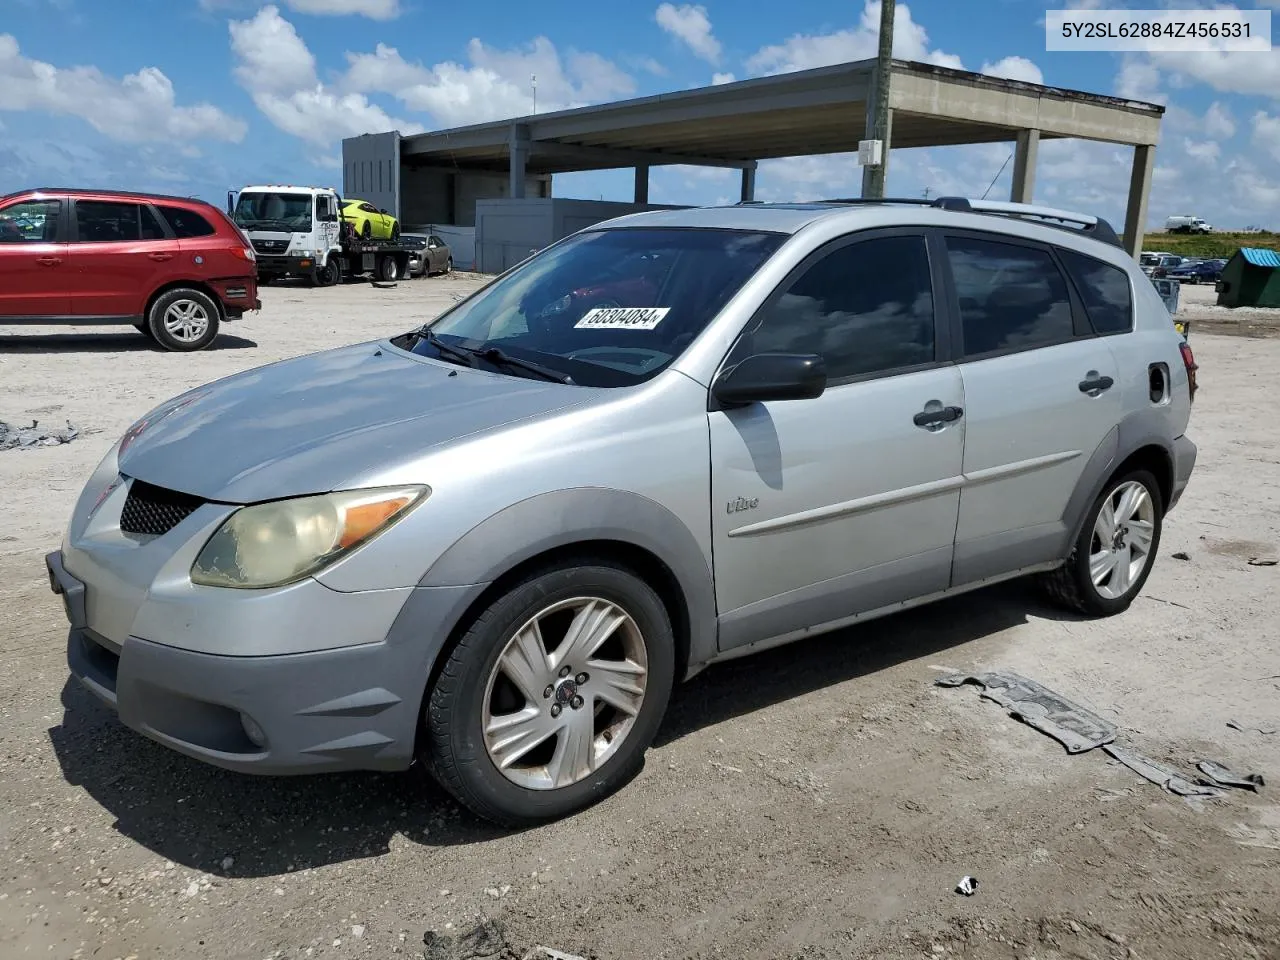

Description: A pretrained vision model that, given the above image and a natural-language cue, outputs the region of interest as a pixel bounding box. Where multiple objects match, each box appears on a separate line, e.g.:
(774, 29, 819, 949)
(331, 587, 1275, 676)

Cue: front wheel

(378, 255, 399, 282)
(147, 288, 220, 352)
(422, 559, 675, 826)
(1040, 469, 1163, 616)
(390, 223, 400, 241)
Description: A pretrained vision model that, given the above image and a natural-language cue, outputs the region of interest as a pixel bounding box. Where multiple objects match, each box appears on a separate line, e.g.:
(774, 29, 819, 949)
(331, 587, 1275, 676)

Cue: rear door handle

(35, 256, 62, 266)
(1078, 373, 1115, 395)
(147, 252, 174, 262)
(914, 405, 964, 428)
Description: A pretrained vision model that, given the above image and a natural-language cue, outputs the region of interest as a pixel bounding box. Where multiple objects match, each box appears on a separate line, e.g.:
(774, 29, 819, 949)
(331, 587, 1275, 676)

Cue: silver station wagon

(48, 197, 1198, 825)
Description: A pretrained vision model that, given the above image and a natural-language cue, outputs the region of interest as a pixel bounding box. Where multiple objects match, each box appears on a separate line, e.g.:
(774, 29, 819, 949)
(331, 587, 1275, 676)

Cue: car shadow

(0, 332, 258, 353)
(47, 579, 1076, 877)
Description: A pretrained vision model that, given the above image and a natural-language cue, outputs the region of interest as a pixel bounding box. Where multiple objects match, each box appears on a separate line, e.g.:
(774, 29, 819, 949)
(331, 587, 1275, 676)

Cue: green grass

(1144, 231, 1280, 259)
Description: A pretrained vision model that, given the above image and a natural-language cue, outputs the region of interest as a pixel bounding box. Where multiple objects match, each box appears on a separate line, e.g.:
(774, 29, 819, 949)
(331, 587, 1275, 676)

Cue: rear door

(708, 229, 967, 651)
(940, 231, 1123, 586)
(67, 200, 176, 318)
(428, 235, 445, 271)
(0, 197, 71, 317)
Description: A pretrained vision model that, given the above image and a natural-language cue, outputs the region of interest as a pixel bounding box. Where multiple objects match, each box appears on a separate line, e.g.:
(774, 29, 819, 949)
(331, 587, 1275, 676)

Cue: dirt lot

(2, 278, 1278, 960)
(1177, 279, 1280, 338)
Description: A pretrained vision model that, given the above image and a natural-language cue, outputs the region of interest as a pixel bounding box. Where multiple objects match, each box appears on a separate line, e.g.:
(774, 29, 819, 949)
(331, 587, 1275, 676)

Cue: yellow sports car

(341, 198, 399, 241)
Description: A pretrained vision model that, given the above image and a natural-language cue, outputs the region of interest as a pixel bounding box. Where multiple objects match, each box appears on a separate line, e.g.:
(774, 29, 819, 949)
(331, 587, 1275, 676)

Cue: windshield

(233, 192, 313, 232)
(398, 227, 785, 387)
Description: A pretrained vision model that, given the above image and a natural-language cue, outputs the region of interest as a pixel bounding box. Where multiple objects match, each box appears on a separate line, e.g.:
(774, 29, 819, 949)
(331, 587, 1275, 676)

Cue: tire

(315, 258, 340, 287)
(422, 558, 676, 827)
(445, 256, 453, 274)
(146, 288, 220, 352)
(378, 255, 399, 282)
(391, 223, 400, 241)
(1040, 468, 1163, 617)
(361, 221, 372, 240)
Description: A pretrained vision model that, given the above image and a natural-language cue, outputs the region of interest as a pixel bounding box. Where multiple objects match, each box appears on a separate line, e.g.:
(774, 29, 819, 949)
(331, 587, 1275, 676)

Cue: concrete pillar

(860, 105, 893, 198)
(1010, 128, 1039, 204)
(508, 124, 530, 200)
(1122, 144, 1155, 259)
(740, 162, 757, 202)
(634, 165, 649, 204)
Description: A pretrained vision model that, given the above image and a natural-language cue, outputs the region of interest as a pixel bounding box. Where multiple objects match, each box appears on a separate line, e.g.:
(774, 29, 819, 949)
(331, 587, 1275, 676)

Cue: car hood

(116, 341, 587, 503)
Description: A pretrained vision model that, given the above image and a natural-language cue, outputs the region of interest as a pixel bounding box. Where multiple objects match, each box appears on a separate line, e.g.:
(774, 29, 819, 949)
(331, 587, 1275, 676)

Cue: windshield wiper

(474, 345, 574, 385)
(411, 329, 476, 368)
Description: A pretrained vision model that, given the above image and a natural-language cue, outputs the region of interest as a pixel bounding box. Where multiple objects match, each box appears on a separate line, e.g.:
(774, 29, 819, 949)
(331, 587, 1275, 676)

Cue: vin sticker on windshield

(575, 306, 670, 330)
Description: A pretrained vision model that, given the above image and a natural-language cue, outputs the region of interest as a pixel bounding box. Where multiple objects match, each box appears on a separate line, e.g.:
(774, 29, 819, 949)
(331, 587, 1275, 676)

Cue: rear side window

(741, 235, 936, 380)
(158, 205, 216, 238)
(1059, 249, 1133, 335)
(75, 201, 142, 243)
(946, 236, 1074, 356)
(0, 199, 61, 242)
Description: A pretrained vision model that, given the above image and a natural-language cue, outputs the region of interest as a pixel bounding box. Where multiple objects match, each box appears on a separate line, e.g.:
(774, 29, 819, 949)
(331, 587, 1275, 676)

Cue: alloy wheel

(1089, 480, 1156, 600)
(162, 299, 211, 344)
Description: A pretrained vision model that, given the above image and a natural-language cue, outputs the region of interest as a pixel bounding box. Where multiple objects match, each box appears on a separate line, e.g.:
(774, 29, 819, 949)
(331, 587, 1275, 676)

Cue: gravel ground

(2, 276, 1278, 960)
(1177, 279, 1280, 338)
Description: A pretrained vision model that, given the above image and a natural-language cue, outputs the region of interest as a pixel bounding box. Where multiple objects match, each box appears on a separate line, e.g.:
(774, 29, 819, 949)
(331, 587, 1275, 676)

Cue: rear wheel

(147, 288, 220, 352)
(1040, 469, 1163, 616)
(378, 255, 399, 282)
(422, 559, 675, 826)
(361, 220, 372, 240)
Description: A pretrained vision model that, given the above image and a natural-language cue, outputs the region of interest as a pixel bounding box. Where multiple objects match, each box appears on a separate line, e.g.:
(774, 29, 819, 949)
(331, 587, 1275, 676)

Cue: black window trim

(714, 226, 954, 396)
(936, 227, 1096, 364)
(1055, 244, 1136, 338)
(154, 203, 216, 240)
(68, 198, 174, 244)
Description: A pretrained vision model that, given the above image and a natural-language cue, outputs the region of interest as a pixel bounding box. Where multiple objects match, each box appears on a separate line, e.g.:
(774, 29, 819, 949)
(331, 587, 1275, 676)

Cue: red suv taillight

(1179, 341, 1198, 403)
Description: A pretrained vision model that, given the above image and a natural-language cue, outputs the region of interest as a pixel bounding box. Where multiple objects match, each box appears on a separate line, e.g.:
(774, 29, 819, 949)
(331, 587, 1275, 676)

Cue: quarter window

(0, 200, 61, 243)
(75, 201, 143, 243)
(738, 235, 936, 380)
(1059, 249, 1133, 335)
(946, 236, 1075, 356)
(158, 205, 216, 238)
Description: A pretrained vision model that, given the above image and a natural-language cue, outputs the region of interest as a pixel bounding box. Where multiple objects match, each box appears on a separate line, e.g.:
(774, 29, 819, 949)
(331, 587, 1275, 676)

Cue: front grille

(120, 479, 205, 536)
(251, 238, 288, 254)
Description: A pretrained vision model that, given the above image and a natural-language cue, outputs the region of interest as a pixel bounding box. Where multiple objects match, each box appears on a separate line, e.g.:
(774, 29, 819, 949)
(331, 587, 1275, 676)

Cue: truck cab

(229, 185, 343, 285)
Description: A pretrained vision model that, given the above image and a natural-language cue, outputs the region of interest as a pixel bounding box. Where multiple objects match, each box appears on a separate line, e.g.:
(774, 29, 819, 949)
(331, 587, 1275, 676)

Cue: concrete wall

(400, 166, 452, 225)
(453, 171, 549, 226)
(474, 198, 687, 274)
(342, 132, 401, 218)
(402, 224, 477, 271)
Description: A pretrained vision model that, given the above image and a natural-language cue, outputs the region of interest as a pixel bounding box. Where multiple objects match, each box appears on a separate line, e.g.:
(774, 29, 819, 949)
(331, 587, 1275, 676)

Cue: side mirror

(712, 353, 827, 407)
(379, 208, 388, 215)
(226, 190, 236, 215)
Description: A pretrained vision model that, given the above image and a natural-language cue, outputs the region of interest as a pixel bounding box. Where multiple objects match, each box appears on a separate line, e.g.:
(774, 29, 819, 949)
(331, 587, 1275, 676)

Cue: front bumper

(47, 547, 447, 775)
(256, 254, 316, 274)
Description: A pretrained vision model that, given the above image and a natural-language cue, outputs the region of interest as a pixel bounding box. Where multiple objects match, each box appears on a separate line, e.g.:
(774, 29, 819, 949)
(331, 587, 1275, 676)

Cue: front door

(939, 231, 1125, 585)
(709, 230, 967, 651)
(0, 197, 70, 317)
(67, 200, 177, 318)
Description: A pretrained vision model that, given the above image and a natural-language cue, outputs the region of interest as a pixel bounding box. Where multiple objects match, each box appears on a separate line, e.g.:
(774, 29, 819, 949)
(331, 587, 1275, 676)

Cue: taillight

(1179, 341, 1198, 402)
(232, 245, 255, 262)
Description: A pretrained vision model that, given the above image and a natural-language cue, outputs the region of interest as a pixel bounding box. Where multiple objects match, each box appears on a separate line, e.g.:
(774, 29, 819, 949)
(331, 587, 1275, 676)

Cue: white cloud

(711, 71, 735, 84)
(1204, 101, 1236, 139)
(980, 55, 1043, 85)
(1115, 56, 1164, 102)
(0, 33, 246, 143)
(1251, 110, 1280, 162)
(655, 3, 722, 65)
(745, 1, 963, 76)
(636, 56, 669, 77)
(1181, 138, 1220, 164)
(342, 37, 634, 127)
(284, 0, 400, 18)
(229, 6, 419, 144)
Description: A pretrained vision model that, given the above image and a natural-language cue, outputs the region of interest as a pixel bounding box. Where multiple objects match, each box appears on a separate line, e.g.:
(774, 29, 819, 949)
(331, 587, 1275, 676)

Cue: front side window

(1059, 249, 1132, 335)
(232, 192, 313, 232)
(75, 201, 143, 243)
(0, 199, 61, 243)
(401, 227, 785, 387)
(732, 235, 936, 380)
(946, 235, 1075, 356)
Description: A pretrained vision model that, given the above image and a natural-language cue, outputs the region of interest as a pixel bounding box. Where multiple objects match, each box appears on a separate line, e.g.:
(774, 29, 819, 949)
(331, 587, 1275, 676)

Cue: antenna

(531, 74, 537, 113)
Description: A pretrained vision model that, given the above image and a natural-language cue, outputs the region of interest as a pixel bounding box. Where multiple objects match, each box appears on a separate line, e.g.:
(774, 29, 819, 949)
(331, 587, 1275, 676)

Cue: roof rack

(814, 195, 1123, 248)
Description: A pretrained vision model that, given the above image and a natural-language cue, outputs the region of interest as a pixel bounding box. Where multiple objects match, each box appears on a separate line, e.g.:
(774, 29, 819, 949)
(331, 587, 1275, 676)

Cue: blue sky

(2, 0, 1279, 229)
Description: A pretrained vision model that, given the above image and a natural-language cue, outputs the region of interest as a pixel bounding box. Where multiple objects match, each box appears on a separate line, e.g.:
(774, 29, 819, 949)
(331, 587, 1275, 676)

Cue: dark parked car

(0, 187, 260, 351)
(1167, 259, 1224, 284)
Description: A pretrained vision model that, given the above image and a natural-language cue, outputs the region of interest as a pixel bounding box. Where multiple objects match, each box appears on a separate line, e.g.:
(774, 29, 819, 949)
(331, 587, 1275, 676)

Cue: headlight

(190, 485, 428, 589)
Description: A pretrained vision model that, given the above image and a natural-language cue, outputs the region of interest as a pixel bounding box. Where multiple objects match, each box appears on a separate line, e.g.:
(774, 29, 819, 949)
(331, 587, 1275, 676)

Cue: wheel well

(143, 281, 224, 324)
(418, 540, 693, 735)
(1112, 444, 1173, 511)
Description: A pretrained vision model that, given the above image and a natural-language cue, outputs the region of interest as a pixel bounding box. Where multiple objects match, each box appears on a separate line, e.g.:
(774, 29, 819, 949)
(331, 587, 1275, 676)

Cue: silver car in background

(47, 197, 1197, 826)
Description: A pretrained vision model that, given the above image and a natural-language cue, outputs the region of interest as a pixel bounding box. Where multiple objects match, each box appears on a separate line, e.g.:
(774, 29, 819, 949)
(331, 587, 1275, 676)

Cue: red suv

(0, 188, 260, 352)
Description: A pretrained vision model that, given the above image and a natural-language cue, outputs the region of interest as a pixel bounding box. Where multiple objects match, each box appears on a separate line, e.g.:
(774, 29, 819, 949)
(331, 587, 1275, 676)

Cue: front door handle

(914, 405, 964, 428)
(147, 252, 174, 262)
(1078, 372, 1115, 395)
(35, 256, 62, 266)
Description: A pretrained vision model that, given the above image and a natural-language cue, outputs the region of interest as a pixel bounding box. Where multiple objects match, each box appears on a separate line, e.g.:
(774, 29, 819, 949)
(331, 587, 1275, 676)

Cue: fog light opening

(240, 712, 267, 748)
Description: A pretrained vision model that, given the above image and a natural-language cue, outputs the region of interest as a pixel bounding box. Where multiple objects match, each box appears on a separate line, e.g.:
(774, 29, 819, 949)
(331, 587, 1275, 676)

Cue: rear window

(1059, 249, 1133, 335)
(158, 205, 216, 238)
(403, 227, 785, 387)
